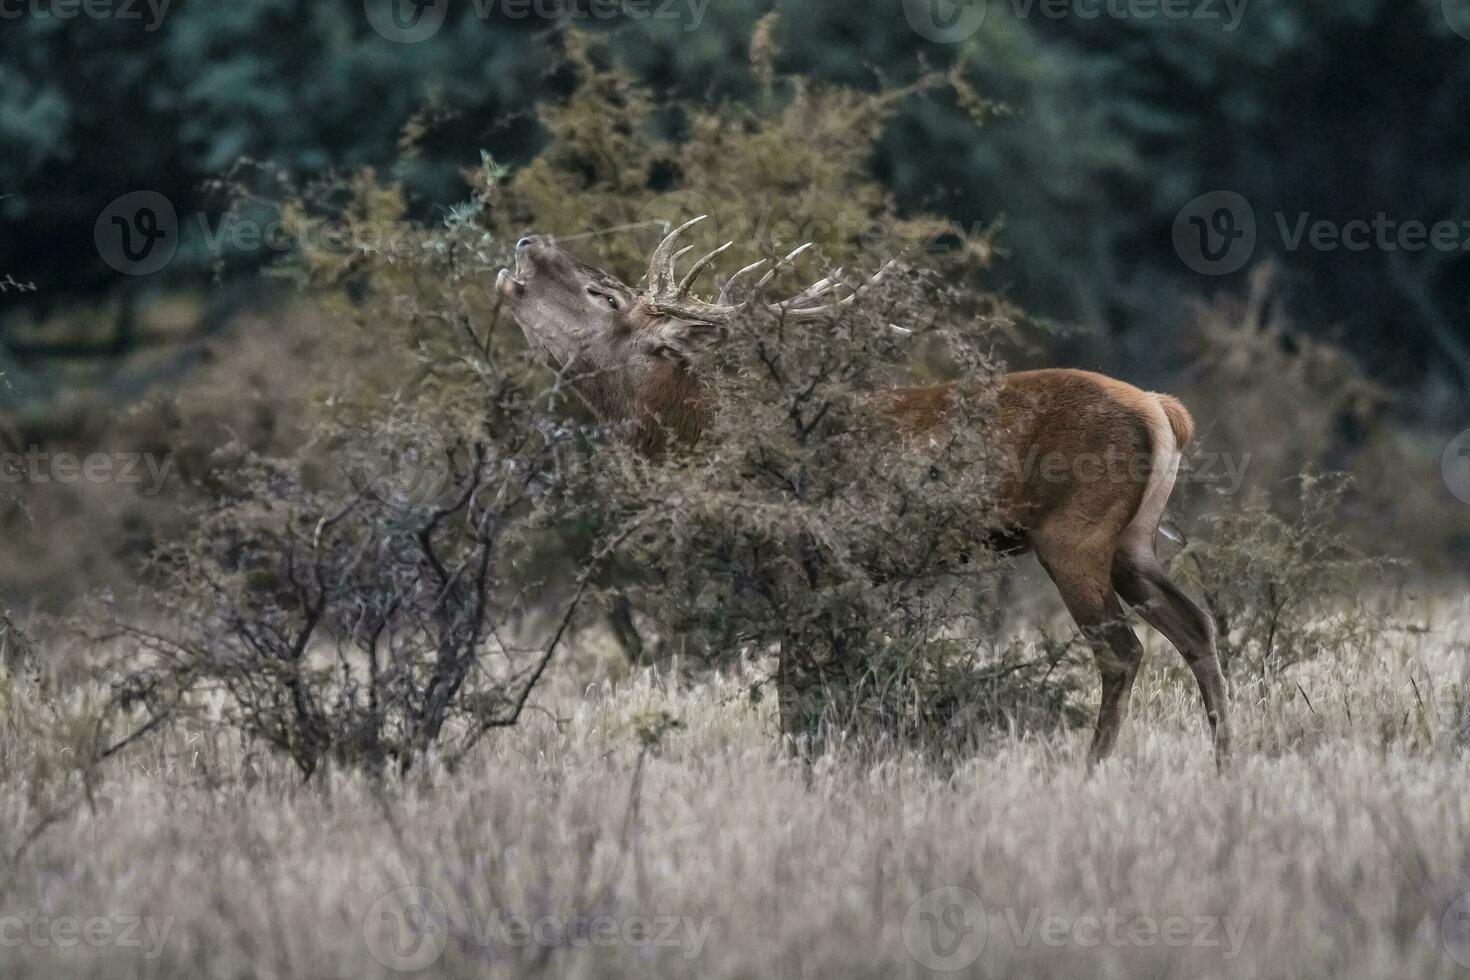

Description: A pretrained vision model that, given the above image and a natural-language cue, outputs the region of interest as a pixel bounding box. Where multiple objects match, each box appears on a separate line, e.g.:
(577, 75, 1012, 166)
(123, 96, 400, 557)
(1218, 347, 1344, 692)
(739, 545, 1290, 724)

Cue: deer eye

(587, 287, 619, 310)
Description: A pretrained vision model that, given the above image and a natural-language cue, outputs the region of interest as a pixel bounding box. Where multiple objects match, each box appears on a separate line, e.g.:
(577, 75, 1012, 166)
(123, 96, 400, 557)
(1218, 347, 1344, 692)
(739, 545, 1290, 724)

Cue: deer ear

(647, 316, 724, 361)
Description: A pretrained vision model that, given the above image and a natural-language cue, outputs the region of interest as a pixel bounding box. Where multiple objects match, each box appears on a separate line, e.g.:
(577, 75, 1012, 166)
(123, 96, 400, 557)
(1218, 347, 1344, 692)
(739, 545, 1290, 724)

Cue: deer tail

(1155, 394, 1195, 450)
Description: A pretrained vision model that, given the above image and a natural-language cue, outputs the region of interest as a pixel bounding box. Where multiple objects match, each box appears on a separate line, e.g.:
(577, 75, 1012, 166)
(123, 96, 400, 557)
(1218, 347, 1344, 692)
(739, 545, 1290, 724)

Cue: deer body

(498, 227, 1231, 767)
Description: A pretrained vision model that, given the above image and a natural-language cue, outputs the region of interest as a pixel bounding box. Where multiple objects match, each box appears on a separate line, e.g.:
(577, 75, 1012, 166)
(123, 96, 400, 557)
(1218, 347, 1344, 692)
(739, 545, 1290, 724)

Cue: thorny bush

(87, 28, 1107, 772)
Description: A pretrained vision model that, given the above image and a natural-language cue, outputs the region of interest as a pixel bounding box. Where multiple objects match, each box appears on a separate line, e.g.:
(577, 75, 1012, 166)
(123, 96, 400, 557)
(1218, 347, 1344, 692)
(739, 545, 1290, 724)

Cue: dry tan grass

(2, 595, 1469, 979)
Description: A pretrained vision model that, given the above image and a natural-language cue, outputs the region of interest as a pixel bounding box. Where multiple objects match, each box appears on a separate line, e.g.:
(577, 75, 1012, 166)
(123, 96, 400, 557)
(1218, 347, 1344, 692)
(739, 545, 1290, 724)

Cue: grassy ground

(2, 595, 1468, 979)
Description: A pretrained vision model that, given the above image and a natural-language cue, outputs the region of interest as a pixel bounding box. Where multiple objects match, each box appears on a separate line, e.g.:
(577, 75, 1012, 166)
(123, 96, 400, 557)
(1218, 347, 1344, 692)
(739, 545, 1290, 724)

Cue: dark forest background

(2, 0, 1469, 605)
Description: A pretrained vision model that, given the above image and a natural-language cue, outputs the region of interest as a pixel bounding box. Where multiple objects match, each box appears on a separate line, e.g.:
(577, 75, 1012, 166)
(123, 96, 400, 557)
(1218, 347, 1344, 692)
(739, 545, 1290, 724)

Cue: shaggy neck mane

(567, 357, 709, 458)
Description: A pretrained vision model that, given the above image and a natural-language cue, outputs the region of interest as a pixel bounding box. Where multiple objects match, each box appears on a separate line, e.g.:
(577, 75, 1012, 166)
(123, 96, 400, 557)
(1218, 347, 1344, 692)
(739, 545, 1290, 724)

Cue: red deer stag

(496, 220, 1231, 767)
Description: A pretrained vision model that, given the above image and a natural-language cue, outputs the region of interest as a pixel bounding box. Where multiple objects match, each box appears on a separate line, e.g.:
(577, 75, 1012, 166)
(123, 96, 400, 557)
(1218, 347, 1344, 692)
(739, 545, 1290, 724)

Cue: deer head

(495, 217, 889, 454)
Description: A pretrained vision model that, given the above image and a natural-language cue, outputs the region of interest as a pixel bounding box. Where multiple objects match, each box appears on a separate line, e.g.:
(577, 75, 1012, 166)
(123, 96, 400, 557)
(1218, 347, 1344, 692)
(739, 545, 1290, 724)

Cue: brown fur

(881, 370, 1230, 767)
(628, 360, 708, 457)
(883, 370, 1157, 536)
(1157, 394, 1196, 448)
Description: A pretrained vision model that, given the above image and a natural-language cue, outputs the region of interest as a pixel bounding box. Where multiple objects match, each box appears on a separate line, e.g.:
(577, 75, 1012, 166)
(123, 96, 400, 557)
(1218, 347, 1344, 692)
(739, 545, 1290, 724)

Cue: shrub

(1175, 264, 1470, 570)
(0, 606, 28, 676)
(87, 198, 614, 775)
(91, 30, 1080, 771)
(1173, 471, 1400, 683)
(485, 30, 1077, 751)
(581, 257, 1094, 751)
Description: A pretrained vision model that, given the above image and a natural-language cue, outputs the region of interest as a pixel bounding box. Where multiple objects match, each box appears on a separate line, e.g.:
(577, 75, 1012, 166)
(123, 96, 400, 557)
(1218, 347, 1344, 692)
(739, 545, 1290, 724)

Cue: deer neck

(562, 356, 709, 458)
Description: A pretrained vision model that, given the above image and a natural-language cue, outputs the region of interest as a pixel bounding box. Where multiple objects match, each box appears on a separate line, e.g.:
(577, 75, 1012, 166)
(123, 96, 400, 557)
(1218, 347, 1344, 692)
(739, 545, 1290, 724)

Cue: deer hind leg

(1031, 529, 1143, 768)
(1112, 548, 1232, 768)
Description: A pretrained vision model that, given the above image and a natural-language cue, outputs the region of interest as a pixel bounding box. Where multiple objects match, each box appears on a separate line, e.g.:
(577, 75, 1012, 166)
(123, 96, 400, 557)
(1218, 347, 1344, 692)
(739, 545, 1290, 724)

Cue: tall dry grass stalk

(2, 595, 1468, 978)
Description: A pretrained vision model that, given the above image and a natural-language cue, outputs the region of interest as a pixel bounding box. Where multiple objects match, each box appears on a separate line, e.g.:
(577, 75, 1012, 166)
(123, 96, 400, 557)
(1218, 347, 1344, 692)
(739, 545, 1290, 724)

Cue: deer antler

(642, 216, 893, 323)
(767, 260, 896, 321)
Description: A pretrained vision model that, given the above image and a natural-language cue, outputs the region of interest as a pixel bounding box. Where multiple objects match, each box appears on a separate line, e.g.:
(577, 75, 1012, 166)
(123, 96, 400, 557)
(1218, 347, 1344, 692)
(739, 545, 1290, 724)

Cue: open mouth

(495, 267, 526, 300)
(497, 246, 534, 300)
